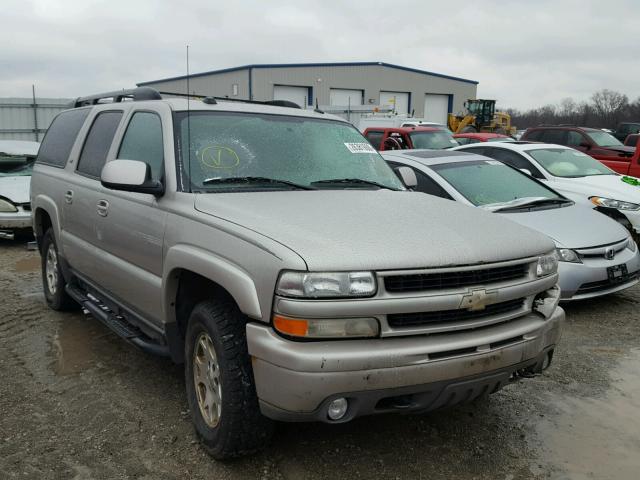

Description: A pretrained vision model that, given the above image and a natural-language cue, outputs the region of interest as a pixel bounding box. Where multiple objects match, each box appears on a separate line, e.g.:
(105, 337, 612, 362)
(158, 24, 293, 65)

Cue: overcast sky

(1, 0, 638, 110)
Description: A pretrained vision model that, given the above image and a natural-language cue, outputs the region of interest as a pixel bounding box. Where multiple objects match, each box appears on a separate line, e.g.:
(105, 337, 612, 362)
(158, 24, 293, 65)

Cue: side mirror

(395, 166, 418, 188)
(519, 168, 532, 176)
(101, 159, 164, 196)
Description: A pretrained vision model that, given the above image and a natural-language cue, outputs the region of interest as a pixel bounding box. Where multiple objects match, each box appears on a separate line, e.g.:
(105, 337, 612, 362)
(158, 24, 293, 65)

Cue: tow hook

(512, 349, 554, 380)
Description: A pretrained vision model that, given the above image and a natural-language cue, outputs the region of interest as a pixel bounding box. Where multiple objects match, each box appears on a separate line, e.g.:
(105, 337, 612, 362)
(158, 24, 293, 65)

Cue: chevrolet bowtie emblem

(459, 289, 498, 311)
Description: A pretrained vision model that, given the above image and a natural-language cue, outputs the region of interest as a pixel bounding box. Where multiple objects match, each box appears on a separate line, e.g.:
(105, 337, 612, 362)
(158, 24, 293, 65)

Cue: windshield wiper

(202, 176, 315, 190)
(310, 178, 397, 190)
(483, 197, 572, 212)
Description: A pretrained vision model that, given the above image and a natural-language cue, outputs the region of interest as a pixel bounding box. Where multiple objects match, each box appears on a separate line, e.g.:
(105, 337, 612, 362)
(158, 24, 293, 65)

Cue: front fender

(163, 244, 262, 323)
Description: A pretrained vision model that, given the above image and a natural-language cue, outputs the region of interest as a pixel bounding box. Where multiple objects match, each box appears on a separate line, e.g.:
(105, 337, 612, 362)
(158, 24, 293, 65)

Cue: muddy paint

(535, 349, 640, 479)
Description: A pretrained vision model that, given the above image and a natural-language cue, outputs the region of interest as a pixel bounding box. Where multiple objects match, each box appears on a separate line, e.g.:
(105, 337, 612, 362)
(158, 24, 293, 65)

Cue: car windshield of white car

(174, 111, 404, 192)
(526, 148, 616, 178)
(0, 156, 34, 176)
(430, 159, 562, 208)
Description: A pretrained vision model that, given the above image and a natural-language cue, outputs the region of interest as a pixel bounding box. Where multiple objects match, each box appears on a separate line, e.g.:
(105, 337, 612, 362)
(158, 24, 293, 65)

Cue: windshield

(0, 157, 34, 177)
(409, 131, 459, 149)
(430, 159, 560, 206)
(525, 148, 615, 177)
(587, 130, 623, 147)
(174, 111, 404, 192)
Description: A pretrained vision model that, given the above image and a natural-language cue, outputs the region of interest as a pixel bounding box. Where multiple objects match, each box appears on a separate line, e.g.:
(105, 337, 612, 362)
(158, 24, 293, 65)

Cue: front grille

(384, 264, 528, 293)
(576, 272, 639, 295)
(387, 298, 526, 328)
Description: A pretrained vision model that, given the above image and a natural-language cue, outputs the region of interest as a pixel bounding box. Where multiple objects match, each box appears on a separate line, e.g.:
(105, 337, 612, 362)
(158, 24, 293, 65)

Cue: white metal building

(138, 62, 478, 124)
(0, 98, 71, 141)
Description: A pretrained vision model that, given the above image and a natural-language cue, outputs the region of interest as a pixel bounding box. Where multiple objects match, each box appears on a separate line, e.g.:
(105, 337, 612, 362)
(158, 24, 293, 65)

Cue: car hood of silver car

(195, 190, 554, 271)
(0, 175, 30, 203)
(488, 203, 629, 249)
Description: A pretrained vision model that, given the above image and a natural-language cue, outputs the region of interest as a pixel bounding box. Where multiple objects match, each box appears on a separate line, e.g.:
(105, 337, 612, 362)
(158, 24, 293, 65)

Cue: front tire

(184, 299, 274, 459)
(41, 228, 76, 311)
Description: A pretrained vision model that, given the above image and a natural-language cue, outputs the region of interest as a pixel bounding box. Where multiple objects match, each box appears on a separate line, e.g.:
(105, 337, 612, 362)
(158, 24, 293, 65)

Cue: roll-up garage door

(330, 88, 364, 106)
(424, 94, 450, 124)
(380, 91, 409, 114)
(273, 85, 310, 108)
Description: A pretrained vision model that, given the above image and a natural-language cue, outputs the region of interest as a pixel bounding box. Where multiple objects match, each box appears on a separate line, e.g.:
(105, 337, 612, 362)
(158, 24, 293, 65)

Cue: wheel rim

(45, 243, 58, 295)
(193, 332, 222, 428)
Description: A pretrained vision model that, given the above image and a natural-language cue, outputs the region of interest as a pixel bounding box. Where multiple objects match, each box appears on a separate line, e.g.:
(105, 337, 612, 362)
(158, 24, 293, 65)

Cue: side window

(77, 111, 123, 178)
(566, 131, 586, 147)
(482, 148, 544, 178)
(36, 108, 91, 167)
(625, 134, 639, 147)
(387, 161, 452, 199)
(524, 129, 543, 141)
(118, 112, 164, 181)
(541, 129, 567, 145)
(365, 131, 384, 150)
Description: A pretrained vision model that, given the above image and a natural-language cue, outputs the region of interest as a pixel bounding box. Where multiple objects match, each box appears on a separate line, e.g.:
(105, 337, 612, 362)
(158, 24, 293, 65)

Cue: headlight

(555, 248, 582, 263)
(537, 252, 559, 277)
(276, 271, 377, 298)
(628, 236, 638, 252)
(590, 196, 640, 211)
(0, 198, 17, 213)
(273, 314, 379, 339)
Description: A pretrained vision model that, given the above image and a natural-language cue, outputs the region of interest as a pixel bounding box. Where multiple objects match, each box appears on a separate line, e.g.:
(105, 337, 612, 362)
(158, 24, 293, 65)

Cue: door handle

(64, 190, 73, 204)
(96, 199, 109, 217)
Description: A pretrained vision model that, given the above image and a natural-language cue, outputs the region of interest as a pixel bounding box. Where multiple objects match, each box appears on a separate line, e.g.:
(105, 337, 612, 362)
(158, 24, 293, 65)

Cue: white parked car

(0, 140, 39, 239)
(453, 142, 640, 241)
(383, 149, 640, 300)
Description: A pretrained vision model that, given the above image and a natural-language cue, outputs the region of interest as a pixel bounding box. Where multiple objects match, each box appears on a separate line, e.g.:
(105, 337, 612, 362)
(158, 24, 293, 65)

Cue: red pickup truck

(363, 126, 458, 151)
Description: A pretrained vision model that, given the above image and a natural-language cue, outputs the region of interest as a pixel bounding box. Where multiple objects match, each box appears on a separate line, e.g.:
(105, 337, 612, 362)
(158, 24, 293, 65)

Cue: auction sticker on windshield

(345, 143, 377, 153)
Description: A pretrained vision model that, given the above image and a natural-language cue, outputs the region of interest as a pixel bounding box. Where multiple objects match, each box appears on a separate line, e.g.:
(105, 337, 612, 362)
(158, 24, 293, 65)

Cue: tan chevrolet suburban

(30, 87, 563, 459)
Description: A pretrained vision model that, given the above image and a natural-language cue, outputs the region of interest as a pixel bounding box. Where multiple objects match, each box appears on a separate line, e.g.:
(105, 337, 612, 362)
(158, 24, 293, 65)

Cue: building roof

(138, 61, 479, 87)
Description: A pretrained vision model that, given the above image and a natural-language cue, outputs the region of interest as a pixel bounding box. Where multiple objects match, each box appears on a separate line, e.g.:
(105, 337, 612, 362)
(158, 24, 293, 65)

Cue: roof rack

(159, 91, 302, 109)
(70, 87, 162, 108)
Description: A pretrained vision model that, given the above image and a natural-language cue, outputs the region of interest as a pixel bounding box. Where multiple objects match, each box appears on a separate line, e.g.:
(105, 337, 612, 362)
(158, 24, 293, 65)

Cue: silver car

(0, 140, 39, 239)
(383, 150, 640, 300)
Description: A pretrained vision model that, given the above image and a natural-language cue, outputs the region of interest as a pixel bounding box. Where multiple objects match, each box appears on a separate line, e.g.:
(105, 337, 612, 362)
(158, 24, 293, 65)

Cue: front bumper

(0, 209, 32, 239)
(558, 247, 640, 300)
(247, 306, 563, 422)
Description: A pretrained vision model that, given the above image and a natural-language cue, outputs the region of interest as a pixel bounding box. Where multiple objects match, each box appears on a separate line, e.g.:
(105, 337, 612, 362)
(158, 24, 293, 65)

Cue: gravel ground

(1, 239, 639, 480)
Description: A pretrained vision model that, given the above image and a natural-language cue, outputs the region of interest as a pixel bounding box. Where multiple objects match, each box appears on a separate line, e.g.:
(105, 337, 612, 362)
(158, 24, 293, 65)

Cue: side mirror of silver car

(101, 159, 164, 196)
(395, 166, 418, 188)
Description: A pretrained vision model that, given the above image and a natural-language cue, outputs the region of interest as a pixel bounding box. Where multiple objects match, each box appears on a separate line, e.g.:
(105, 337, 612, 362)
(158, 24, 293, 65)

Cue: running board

(66, 284, 170, 357)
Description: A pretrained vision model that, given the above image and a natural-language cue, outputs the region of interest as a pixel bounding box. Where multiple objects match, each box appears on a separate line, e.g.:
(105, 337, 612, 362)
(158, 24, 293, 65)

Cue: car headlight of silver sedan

(276, 271, 377, 298)
(590, 196, 640, 211)
(0, 198, 17, 213)
(555, 248, 582, 263)
(537, 252, 559, 277)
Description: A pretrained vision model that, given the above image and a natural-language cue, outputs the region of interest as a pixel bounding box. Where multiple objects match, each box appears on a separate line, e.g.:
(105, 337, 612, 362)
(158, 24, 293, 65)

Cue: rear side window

(117, 112, 164, 181)
(523, 130, 543, 141)
(365, 131, 383, 150)
(540, 129, 567, 145)
(77, 111, 123, 178)
(36, 108, 91, 167)
(481, 147, 544, 178)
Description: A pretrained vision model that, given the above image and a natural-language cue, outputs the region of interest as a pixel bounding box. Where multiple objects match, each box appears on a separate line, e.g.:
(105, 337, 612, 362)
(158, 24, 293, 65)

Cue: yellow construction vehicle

(447, 99, 516, 135)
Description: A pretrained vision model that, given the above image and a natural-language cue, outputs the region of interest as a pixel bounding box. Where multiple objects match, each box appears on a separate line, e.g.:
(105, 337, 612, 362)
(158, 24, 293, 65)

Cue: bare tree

(591, 89, 628, 127)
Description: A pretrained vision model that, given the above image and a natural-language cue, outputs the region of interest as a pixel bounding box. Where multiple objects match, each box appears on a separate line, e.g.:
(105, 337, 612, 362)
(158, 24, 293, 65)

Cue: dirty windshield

(175, 111, 404, 192)
(526, 148, 616, 177)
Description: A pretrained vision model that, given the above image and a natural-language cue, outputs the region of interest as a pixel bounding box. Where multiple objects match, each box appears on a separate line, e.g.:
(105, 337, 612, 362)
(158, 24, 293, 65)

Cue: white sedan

(0, 140, 39, 240)
(453, 141, 640, 240)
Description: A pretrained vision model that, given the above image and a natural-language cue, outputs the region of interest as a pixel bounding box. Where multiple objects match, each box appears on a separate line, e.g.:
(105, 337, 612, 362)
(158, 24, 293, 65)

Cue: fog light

(327, 397, 348, 420)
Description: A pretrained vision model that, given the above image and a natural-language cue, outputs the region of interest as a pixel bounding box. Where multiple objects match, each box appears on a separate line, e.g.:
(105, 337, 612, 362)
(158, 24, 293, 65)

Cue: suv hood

(495, 203, 628, 249)
(599, 145, 635, 155)
(195, 191, 554, 271)
(0, 175, 30, 203)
